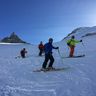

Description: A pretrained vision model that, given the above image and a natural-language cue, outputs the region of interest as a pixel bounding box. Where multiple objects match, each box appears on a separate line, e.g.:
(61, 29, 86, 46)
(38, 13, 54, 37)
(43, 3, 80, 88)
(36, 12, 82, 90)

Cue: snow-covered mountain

(64, 26, 96, 40)
(0, 26, 96, 96)
(1, 32, 27, 43)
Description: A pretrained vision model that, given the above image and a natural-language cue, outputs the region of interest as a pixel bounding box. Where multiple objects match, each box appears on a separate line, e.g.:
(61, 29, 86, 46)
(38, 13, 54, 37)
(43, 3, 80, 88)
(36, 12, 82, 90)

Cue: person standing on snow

(38, 41, 44, 56)
(42, 38, 59, 70)
(67, 35, 82, 57)
(20, 48, 27, 58)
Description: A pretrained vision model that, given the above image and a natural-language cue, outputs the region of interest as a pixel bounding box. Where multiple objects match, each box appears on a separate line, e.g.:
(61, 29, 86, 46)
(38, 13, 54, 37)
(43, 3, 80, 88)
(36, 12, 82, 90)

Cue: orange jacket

(38, 44, 44, 49)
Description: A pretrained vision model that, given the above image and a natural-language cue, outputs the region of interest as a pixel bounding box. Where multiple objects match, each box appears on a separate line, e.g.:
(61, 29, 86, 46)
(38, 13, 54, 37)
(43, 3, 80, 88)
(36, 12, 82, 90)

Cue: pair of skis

(62, 54, 85, 58)
(33, 67, 67, 72)
(33, 54, 85, 72)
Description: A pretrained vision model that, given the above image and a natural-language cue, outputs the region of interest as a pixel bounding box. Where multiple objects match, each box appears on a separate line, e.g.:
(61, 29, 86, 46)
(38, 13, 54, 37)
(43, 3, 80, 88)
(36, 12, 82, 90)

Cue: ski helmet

(49, 38, 53, 42)
(71, 35, 75, 39)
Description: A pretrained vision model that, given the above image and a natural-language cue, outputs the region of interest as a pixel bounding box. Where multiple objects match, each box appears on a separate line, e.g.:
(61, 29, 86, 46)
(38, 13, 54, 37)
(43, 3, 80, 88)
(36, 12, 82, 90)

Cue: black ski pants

(39, 49, 43, 56)
(42, 53, 54, 69)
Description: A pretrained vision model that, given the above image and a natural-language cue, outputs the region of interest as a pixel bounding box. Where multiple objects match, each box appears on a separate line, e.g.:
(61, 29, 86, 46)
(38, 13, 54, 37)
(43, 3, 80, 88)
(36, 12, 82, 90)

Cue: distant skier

(38, 41, 44, 56)
(42, 38, 59, 70)
(20, 48, 27, 58)
(67, 35, 82, 57)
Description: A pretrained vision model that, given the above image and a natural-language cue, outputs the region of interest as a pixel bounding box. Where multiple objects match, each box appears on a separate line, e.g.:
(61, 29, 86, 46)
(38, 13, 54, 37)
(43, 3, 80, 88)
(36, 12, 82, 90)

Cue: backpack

(67, 42, 70, 46)
(67, 39, 72, 46)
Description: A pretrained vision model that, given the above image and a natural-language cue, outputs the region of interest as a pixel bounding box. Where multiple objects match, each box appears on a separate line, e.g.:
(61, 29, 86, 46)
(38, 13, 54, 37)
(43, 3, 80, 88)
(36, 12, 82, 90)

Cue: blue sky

(0, 0, 96, 44)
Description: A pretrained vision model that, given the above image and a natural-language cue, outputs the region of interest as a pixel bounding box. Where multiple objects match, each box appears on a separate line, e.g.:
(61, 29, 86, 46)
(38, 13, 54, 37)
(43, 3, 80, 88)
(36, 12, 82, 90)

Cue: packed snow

(0, 29, 96, 96)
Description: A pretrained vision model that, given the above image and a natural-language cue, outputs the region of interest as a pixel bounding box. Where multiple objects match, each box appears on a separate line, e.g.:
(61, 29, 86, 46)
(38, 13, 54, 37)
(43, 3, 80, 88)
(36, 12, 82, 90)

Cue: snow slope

(0, 28, 96, 96)
(64, 26, 96, 40)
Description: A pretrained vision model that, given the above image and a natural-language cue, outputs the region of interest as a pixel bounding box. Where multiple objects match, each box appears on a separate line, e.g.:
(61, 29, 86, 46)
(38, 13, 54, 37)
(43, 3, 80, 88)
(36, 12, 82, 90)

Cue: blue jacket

(44, 42, 57, 54)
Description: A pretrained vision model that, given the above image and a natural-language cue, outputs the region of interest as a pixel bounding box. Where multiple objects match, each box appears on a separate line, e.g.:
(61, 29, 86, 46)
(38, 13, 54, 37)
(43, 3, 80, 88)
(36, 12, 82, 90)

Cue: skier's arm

(52, 46, 59, 49)
(74, 40, 80, 43)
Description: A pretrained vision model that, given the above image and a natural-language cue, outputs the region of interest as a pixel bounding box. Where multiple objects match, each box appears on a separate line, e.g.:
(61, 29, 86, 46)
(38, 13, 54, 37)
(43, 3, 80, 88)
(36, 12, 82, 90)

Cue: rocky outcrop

(1, 32, 26, 43)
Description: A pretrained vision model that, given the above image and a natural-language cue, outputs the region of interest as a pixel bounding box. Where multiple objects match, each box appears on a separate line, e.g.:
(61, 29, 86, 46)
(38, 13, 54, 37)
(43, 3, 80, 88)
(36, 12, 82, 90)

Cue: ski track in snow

(0, 55, 96, 96)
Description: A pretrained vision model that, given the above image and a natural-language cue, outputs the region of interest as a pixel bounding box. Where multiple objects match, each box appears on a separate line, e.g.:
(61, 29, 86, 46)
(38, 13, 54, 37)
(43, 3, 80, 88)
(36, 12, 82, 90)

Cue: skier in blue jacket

(42, 38, 59, 70)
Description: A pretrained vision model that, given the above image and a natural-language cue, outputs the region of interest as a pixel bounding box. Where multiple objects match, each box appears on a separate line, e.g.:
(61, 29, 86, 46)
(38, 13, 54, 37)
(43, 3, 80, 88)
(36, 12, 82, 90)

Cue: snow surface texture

(0, 27, 96, 96)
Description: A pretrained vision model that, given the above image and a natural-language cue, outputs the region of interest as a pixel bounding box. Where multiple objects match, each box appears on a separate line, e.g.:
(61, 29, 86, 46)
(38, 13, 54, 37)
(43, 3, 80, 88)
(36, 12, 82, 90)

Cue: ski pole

(58, 49, 62, 58)
(57, 49, 64, 64)
(81, 41, 85, 47)
(81, 41, 86, 55)
(15, 56, 21, 59)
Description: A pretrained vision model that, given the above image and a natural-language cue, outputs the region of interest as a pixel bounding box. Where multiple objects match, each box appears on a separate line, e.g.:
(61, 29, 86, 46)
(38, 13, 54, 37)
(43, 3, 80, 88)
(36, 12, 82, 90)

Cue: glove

(56, 47, 59, 49)
(80, 40, 82, 42)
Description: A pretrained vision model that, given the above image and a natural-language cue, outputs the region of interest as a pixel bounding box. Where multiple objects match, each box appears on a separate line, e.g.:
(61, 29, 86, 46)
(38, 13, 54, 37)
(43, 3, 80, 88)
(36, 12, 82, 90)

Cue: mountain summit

(1, 32, 26, 43)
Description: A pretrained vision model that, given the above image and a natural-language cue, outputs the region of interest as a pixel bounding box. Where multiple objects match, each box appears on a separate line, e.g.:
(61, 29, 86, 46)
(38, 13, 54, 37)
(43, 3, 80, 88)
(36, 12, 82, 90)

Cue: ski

(33, 67, 67, 72)
(62, 54, 85, 58)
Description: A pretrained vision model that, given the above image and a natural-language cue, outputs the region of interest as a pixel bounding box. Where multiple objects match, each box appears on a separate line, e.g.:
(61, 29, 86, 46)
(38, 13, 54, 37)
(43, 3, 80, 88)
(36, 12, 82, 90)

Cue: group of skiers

(20, 35, 82, 70)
